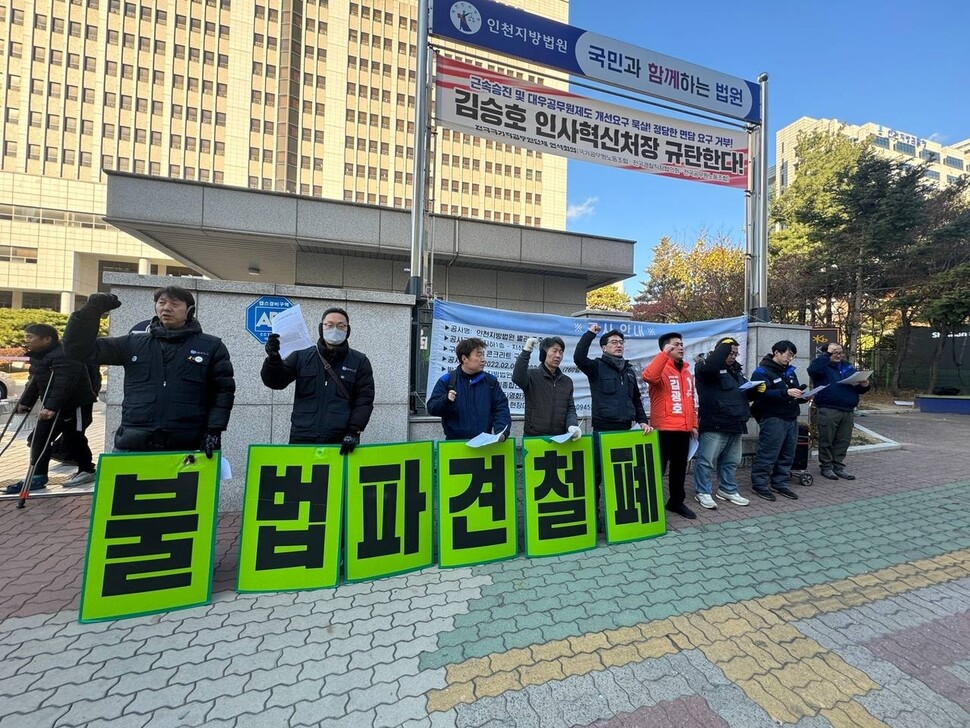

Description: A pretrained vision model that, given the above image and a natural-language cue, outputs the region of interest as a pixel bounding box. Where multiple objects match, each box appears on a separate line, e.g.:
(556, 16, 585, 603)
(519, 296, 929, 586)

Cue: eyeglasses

(321, 322, 348, 331)
(605, 339, 624, 346)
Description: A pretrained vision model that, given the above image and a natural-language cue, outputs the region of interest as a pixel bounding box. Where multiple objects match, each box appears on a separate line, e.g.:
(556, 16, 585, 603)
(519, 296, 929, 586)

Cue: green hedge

(0, 308, 108, 349)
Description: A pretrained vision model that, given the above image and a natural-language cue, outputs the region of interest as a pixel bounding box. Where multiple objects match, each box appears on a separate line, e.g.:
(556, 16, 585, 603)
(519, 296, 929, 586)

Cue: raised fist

(83, 293, 121, 316)
(523, 337, 539, 352)
(588, 323, 601, 335)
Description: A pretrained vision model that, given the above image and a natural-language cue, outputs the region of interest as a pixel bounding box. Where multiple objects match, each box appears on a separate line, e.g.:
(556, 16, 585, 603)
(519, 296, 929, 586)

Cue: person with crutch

(5, 324, 97, 494)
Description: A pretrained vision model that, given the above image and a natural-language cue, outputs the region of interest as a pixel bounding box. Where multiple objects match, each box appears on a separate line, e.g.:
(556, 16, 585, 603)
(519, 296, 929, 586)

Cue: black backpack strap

(448, 369, 495, 391)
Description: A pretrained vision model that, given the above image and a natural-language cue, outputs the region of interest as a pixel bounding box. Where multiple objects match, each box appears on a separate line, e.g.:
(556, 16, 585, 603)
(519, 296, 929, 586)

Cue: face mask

(322, 328, 347, 345)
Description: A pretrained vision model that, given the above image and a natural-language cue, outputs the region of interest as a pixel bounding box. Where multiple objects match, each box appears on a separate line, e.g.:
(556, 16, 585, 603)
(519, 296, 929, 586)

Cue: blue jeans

(693, 431, 742, 495)
(751, 417, 797, 491)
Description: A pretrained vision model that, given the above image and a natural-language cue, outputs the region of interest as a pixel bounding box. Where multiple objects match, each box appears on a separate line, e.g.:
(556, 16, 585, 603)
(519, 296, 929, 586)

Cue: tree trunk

(845, 266, 865, 357)
(891, 306, 912, 395)
(927, 327, 946, 393)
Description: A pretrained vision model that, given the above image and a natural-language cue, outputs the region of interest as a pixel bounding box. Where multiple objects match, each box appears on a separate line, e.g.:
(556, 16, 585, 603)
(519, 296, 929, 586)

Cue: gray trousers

(816, 407, 854, 471)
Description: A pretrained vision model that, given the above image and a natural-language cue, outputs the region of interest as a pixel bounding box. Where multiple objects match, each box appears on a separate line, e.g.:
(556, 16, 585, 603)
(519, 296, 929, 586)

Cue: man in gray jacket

(512, 336, 581, 439)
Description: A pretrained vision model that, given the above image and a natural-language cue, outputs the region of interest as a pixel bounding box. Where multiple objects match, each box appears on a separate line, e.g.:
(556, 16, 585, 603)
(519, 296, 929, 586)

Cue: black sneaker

(834, 469, 856, 480)
(665, 503, 697, 520)
(753, 489, 776, 501)
(820, 469, 839, 480)
(771, 486, 799, 500)
(4, 475, 48, 494)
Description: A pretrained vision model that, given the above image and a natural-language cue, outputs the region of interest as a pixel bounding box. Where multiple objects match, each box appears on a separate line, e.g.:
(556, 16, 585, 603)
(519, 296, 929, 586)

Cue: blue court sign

(431, 0, 760, 123)
(245, 295, 293, 344)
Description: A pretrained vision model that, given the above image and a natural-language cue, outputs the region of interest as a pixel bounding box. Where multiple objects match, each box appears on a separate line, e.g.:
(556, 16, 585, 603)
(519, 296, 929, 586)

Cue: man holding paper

(512, 336, 581, 440)
(262, 307, 374, 453)
(749, 340, 809, 501)
(427, 337, 511, 442)
(808, 343, 871, 481)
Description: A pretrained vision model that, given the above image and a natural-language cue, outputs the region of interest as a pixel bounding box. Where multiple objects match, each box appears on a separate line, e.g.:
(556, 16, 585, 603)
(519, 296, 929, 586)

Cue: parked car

(0, 371, 21, 401)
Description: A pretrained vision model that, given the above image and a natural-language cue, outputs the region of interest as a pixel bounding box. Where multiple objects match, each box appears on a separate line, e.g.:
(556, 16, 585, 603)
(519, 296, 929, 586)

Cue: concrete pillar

(11, 291, 23, 308)
(60, 291, 73, 314)
(138, 257, 151, 275)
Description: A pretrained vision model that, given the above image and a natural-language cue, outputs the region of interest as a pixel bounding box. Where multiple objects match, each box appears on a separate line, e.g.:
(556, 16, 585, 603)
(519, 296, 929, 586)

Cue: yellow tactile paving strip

(426, 549, 970, 724)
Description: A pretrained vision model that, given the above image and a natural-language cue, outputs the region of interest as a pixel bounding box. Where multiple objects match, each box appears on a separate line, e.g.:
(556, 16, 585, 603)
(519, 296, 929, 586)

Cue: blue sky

(562, 0, 970, 295)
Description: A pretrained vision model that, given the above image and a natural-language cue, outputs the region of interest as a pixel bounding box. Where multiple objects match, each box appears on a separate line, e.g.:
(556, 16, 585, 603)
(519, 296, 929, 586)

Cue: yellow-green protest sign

(344, 442, 434, 582)
(237, 445, 344, 592)
(598, 431, 666, 544)
(79, 452, 220, 622)
(437, 438, 516, 568)
(522, 436, 596, 557)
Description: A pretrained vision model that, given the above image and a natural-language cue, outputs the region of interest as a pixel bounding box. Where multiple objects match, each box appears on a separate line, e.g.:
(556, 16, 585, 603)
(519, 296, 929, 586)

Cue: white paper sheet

(466, 432, 502, 448)
(799, 384, 828, 399)
(271, 305, 314, 358)
(739, 380, 760, 391)
(893, 400, 915, 406)
(220, 456, 232, 481)
(838, 370, 873, 385)
(688, 436, 699, 461)
(549, 432, 573, 444)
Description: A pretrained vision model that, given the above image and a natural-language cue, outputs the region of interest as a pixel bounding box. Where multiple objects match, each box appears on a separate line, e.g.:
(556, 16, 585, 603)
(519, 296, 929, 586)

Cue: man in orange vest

(642, 332, 698, 520)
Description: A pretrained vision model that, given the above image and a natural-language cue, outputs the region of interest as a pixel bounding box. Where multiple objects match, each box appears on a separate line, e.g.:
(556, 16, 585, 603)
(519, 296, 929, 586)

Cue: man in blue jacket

(427, 337, 511, 441)
(808, 343, 870, 481)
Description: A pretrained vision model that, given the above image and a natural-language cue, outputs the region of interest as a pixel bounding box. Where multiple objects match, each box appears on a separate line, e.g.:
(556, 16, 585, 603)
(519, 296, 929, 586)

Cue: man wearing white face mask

(261, 307, 375, 453)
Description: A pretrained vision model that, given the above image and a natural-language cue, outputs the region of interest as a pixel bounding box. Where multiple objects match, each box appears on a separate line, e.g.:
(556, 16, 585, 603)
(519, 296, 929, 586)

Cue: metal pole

(755, 73, 770, 320)
(744, 127, 756, 316)
(406, 0, 432, 297)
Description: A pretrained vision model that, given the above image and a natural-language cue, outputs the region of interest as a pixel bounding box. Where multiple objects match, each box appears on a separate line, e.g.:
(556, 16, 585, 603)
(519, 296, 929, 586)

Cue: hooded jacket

(63, 312, 235, 451)
(511, 349, 578, 436)
(694, 340, 757, 433)
(573, 331, 647, 431)
(642, 351, 697, 432)
(262, 340, 375, 444)
(808, 355, 871, 411)
(19, 342, 96, 414)
(750, 354, 802, 421)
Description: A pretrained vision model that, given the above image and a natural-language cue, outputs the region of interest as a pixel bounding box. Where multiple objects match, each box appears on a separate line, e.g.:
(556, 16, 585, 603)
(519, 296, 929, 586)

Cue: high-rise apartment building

(775, 116, 969, 197)
(0, 0, 568, 311)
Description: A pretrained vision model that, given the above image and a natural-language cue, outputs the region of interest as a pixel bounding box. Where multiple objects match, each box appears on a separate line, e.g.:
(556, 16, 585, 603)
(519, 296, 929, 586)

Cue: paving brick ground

(0, 408, 968, 727)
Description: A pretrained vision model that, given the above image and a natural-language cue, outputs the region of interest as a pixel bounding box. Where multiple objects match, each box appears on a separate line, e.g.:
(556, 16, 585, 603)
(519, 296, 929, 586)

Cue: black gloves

(339, 433, 359, 455)
(265, 333, 281, 358)
(82, 293, 121, 316)
(203, 431, 221, 459)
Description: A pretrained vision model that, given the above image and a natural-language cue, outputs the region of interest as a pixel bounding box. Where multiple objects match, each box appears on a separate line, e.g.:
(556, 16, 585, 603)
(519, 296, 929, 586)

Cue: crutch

(13, 373, 56, 509)
(17, 410, 59, 509)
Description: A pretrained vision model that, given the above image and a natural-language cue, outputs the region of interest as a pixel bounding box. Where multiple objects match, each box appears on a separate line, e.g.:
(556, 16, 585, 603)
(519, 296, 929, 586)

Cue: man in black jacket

(63, 286, 235, 457)
(512, 336, 580, 438)
(574, 324, 650, 436)
(5, 324, 98, 493)
(574, 323, 651, 515)
(692, 337, 765, 510)
(749, 340, 810, 501)
(262, 307, 375, 453)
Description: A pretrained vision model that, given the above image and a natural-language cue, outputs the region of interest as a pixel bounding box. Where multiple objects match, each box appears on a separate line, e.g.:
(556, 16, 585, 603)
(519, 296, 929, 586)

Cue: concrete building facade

(0, 0, 569, 311)
(775, 116, 970, 196)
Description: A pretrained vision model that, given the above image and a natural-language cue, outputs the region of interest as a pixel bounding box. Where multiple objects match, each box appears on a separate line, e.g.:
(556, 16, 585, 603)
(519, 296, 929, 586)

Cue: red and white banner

(435, 56, 748, 189)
